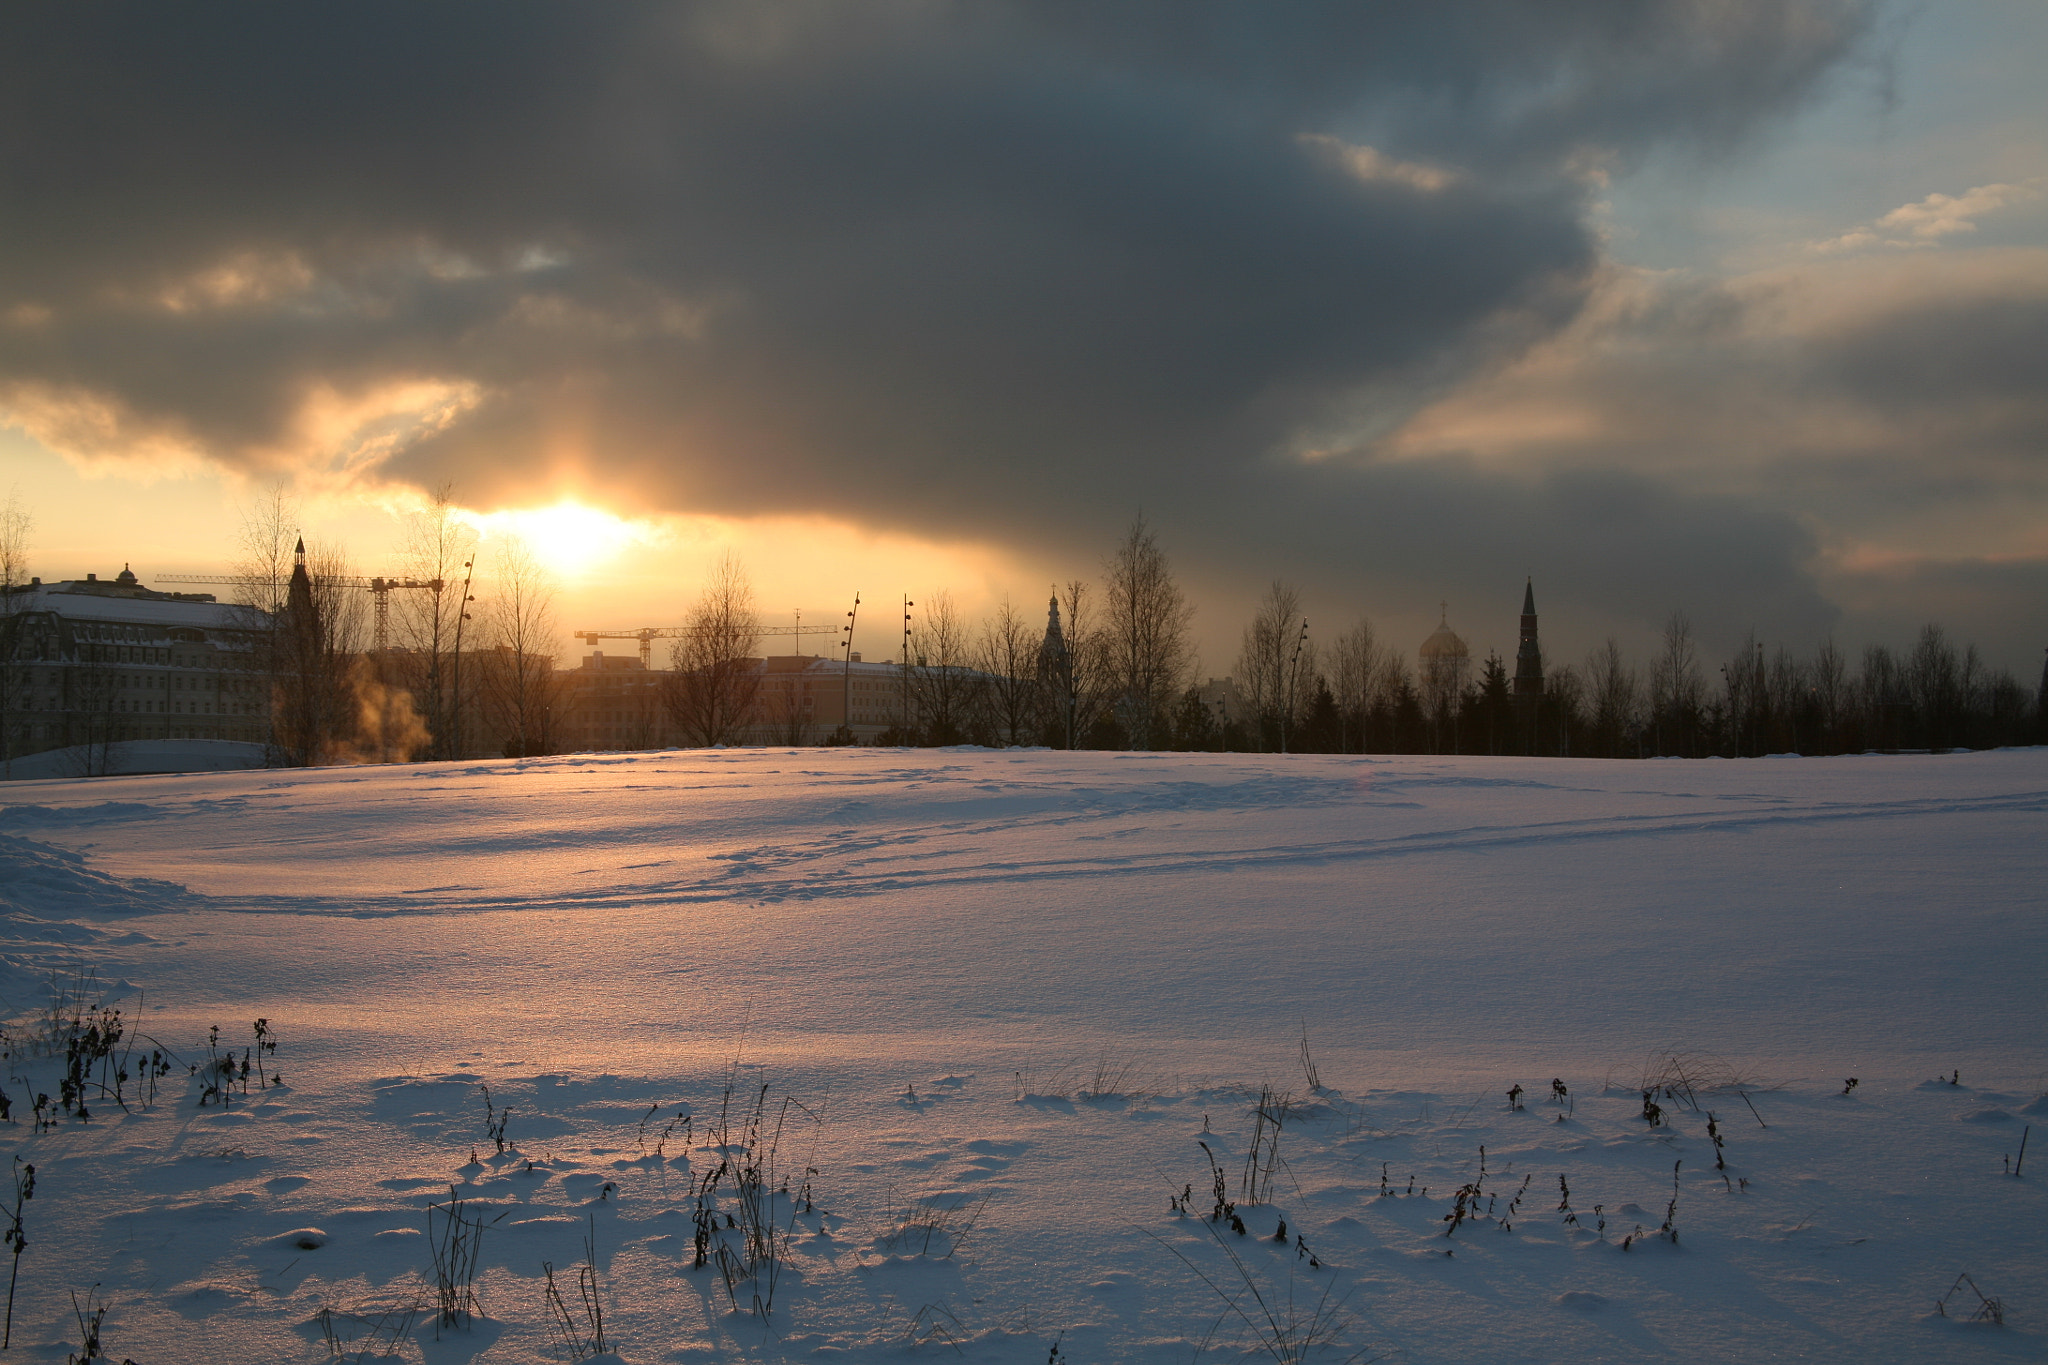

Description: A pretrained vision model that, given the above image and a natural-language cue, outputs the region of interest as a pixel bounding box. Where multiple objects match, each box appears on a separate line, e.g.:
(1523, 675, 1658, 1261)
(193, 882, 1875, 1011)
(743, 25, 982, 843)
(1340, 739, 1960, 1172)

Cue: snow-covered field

(0, 747, 2041, 1363)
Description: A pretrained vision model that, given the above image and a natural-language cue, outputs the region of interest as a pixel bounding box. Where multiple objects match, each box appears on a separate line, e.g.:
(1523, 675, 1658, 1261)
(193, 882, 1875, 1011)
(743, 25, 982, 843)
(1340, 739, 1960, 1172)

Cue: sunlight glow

(458, 501, 667, 580)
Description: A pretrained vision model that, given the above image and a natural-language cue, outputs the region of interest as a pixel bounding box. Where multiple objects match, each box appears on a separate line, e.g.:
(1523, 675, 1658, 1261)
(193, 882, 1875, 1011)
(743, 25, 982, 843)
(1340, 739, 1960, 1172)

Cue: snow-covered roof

(6, 584, 262, 631)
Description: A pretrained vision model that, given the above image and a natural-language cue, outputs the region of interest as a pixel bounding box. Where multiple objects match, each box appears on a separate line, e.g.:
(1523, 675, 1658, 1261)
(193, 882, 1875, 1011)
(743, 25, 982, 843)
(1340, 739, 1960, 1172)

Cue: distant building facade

(552, 650, 924, 751)
(1, 567, 272, 769)
(556, 651, 673, 752)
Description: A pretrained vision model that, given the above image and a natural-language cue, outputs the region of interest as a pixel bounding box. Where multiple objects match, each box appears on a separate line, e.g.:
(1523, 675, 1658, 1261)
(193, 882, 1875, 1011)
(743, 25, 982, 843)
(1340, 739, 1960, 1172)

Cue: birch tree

(1648, 611, 1703, 756)
(908, 590, 977, 744)
(482, 536, 562, 757)
(1042, 579, 1110, 748)
(396, 486, 479, 759)
(1236, 581, 1305, 752)
(1584, 637, 1638, 758)
(1329, 617, 1384, 753)
(974, 598, 1039, 747)
(1101, 516, 1193, 748)
(664, 551, 763, 746)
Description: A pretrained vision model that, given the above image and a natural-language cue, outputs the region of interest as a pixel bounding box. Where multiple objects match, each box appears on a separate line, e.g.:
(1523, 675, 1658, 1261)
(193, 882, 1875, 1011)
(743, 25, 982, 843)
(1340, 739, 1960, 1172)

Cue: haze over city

(4, 1, 2045, 673)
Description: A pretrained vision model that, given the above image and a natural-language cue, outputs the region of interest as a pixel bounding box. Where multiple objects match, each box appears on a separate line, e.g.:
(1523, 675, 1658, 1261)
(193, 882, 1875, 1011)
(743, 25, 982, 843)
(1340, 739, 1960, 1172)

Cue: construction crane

(151, 574, 444, 651)
(575, 621, 812, 669)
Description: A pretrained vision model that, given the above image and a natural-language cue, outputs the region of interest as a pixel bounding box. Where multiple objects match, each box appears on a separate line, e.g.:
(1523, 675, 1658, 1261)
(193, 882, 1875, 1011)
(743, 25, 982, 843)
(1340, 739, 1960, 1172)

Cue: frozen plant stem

(1297, 1023, 1321, 1092)
(1140, 1214, 1361, 1364)
(541, 1215, 610, 1360)
(2, 1158, 31, 1349)
(251, 1019, 276, 1088)
(1240, 1087, 1288, 1205)
(480, 1083, 510, 1155)
(66, 1284, 128, 1365)
(1937, 1272, 2005, 1326)
(427, 1186, 504, 1332)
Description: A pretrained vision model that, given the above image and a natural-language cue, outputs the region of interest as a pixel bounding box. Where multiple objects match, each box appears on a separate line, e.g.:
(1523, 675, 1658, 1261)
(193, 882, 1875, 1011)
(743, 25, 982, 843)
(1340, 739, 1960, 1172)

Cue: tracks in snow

(201, 786, 2048, 917)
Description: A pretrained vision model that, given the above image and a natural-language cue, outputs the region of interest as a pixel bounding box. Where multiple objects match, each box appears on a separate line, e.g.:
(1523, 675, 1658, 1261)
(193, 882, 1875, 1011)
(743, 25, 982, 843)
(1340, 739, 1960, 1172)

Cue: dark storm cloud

(1, 3, 1871, 622)
(1368, 251, 2048, 666)
(1815, 288, 2048, 458)
(1827, 554, 2048, 663)
(1165, 456, 1839, 667)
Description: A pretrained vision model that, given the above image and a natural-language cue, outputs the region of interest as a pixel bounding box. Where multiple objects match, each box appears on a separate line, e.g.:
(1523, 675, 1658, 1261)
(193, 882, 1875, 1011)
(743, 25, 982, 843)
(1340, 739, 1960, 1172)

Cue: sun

(461, 501, 660, 580)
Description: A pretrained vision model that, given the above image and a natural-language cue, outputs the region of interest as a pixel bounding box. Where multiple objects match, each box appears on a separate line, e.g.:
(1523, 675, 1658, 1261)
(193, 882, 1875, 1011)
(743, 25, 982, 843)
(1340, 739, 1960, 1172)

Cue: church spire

(1513, 578, 1543, 697)
(286, 533, 317, 635)
(1038, 588, 1069, 671)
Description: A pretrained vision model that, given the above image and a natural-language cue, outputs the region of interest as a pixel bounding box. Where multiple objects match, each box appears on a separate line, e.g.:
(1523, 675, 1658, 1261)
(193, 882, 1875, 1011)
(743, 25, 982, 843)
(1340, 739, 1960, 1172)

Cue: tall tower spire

(1038, 588, 1077, 749)
(1513, 578, 1543, 697)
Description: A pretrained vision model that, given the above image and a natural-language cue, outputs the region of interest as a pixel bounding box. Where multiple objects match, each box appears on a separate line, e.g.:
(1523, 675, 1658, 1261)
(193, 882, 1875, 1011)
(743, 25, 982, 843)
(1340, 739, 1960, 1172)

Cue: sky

(2, 1, 2044, 679)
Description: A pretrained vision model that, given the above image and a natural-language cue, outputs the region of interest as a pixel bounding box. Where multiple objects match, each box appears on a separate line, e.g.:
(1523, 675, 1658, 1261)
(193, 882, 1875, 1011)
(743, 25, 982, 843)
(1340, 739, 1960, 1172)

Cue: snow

(0, 746, 2039, 1362)
(2, 737, 268, 781)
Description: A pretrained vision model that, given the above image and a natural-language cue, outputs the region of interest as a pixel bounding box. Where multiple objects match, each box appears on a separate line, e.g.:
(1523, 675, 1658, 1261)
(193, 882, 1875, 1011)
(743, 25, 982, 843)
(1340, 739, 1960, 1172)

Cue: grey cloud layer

(2, 2, 1878, 649)
(1383, 249, 2048, 665)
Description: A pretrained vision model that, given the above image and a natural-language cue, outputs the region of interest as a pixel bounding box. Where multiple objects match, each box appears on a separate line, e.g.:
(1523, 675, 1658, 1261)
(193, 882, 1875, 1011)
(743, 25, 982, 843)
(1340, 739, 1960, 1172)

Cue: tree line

(666, 519, 2047, 756)
(6, 489, 2043, 767)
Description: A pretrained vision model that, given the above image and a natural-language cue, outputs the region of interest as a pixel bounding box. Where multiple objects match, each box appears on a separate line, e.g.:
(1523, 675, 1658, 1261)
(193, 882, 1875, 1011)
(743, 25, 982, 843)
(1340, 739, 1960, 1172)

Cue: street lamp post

(1281, 618, 1308, 755)
(839, 591, 860, 743)
(901, 595, 914, 737)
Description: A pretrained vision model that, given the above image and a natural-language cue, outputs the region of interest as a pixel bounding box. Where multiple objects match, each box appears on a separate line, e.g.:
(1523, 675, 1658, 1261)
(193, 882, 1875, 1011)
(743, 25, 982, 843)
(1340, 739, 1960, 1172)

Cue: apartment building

(1, 567, 272, 760)
(554, 651, 918, 751)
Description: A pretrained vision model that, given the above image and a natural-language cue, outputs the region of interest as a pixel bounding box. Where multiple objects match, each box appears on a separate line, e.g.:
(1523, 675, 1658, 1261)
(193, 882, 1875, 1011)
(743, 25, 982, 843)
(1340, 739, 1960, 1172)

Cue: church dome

(1419, 614, 1468, 661)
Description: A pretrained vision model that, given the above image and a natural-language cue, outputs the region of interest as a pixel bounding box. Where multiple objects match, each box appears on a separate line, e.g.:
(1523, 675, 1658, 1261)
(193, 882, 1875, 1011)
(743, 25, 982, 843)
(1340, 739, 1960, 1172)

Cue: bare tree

(66, 639, 119, 776)
(236, 486, 297, 618)
(1907, 623, 1966, 749)
(1809, 636, 1848, 751)
(1763, 645, 1806, 751)
(1042, 579, 1110, 747)
(1719, 631, 1764, 757)
(1584, 637, 1639, 758)
(395, 486, 478, 760)
(1329, 618, 1385, 753)
(1368, 649, 1415, 753)
(237, 495, 397, 766)
(1236, 581, 1306, 752)
(481, 536, 562, 757)
(0, 491, 32, 775)
(235, 487, 301, 762)
(0, 493, 26, 595)
(1548, 662, 1586, 756)
(664, 551, 763, 746)
(1648, 612, 1703, 756)
(1858, 642, 1904, 750)
(1101, 516, 1194, 748)
(975, 597, 1039, 747)
(761, 668, 817, 746)
(907, 590, 978, 744)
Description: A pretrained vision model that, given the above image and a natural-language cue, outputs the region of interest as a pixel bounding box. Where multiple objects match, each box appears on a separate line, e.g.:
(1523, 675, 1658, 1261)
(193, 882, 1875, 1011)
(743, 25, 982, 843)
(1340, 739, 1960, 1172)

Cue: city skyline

(3, 3, 2045, 676)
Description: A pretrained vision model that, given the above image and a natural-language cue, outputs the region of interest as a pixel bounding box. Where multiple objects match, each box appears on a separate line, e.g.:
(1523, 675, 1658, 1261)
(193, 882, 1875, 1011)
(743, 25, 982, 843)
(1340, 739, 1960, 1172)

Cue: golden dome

(1419, 607, 1468, 661)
